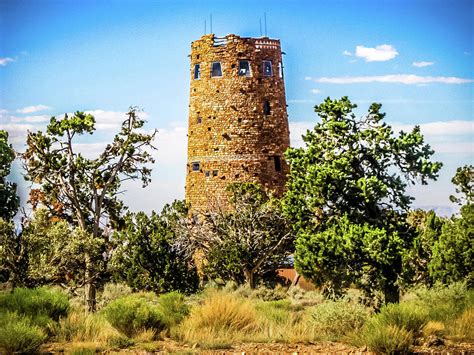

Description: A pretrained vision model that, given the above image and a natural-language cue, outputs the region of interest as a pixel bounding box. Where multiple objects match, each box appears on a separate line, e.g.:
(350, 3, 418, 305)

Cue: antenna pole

(210, 14, 213, 34)
(259, 18, 262, 36)
(264, 12, 267, 36)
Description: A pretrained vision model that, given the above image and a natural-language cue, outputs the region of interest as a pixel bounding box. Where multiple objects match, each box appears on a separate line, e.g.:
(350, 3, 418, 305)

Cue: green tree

(449, 165, 473, 206)
(285, 97, 442, 303)
(23, 107, 156, 311)
(110, 200, 199, 294)
(0, 130, 19, 220)
(179, 183, 294, 289)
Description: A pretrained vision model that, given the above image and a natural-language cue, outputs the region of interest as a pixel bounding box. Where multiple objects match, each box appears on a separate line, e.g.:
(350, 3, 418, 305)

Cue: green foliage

(429, 204, 474, 286)
(182, 183, 294, 289)
(309, 298, 369, 339)
(0, 287, 69, 323)
(107, 334, 136, 348)
(449, 165, 473, 205)
(254, 299, 293, 324)
(156, 291, 189, 327)
(0, 312, 47, 353)
(0, 130, 19, 220)
(285, 97, 441, 302)
(353, 321, 413, 354)
(102, 294, 165, 337)
(111, 200, 199, 294)
(375, 302, 429, 334)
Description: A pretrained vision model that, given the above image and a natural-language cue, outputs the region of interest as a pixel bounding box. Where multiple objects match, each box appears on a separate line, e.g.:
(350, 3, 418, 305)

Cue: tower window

(274, 156, 282, 172)
(278, 62, 283, 78)
(263, 60, 273, 76)
(205, 171, 210, 177)
(211, 62, 222, 77)
(212, 170, 218, 177)
(191, 162, 200, 172)
(263, 101, 271, 115)
(238, 60, 251, 77)
(194, 64, 200, 80)
(197, 117, 202, 124)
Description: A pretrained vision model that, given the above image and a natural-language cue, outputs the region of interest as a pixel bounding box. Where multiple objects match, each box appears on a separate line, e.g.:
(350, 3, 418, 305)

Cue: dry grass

(446, 307, 474, 341)
(422, 321, 445, 337)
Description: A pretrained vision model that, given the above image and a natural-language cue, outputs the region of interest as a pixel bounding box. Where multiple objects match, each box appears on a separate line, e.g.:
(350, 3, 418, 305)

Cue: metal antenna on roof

(259, 18, 262, 36)
(264, 12, 267, 36)
(210, 14, 213, 34)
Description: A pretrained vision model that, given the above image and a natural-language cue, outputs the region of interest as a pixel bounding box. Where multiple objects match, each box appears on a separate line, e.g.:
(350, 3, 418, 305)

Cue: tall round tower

(185, 34, 290, 211)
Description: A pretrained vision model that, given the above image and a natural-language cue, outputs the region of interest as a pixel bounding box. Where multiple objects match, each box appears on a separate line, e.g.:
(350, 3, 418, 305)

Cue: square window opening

(212, 170, 218, 177)
(263, 60, 273, 76)
(191, 162, 200, 172)
(278, 62, 283, 78)
(238, 60, 251, 77)
(211, 62, 222, 77)
(194, 64, 201, 80)
(274, 156, 282, 172)
(263, 101, 271, 115)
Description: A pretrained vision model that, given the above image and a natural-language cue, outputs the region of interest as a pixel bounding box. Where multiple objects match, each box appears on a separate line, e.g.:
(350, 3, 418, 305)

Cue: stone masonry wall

(185, 34, 290, 212)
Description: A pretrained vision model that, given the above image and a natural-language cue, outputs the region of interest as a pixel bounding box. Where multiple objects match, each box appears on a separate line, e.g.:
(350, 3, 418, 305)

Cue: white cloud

(310, 89, 321, 94)
(1, 123, 35, 146)
(0, 57, 15, 66)
(289, 120, 474, 155)
(11, 115, 50, 123)
(304, 76, 312, 81)
(308, 74, 473, 85)
(342, 50, 352, 56)
(16, 105, 51, 114)
(84, 110, 150, 130)
(413, 61, 434, 68)
(355, 44, 399, 62)
(287, 99, 314, 104)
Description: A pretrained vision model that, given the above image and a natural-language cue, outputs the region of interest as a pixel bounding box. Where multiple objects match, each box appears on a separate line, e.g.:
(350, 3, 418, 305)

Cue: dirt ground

(46, 339, 474, 354)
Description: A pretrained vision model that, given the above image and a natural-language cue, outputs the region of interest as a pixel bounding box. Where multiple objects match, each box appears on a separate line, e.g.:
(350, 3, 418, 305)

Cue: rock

(424, 335, 445, 347)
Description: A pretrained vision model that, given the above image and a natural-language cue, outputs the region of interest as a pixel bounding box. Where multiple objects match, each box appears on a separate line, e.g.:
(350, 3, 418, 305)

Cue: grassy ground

(0, 282, 473, 354)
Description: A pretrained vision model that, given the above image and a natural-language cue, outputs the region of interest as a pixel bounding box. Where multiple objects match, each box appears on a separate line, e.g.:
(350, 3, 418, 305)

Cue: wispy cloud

(16, 105, 51, 114)
(413, 61, 434, 68)
(355, 44, 399, 62)
(310, 89, 321, 94)
(11, 115, 50, 123)
(0, 57, 15, 66)
(307, 74, 473, 85)
(289, 120, 473, 154)
(342, 50, 352, 56)
(84, 110, 149, 130)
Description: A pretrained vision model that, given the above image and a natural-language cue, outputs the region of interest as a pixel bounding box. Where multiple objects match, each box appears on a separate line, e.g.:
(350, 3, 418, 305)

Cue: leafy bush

(309, 298, 369, 339)
(103, 294, 165, 337)
(107, 334, 136, 348)
(376, 302, 428, 333)
(176, 291, 258, 343)
(353, 320, 414, 354)
(156, 291, 189, 327)
(446, 308, 474, 341)
(0, 287, 69, 323)
(0, 312, 47, 353)
(51, 310, 118, 342)
(414, 282, 472, 321)
(98, 283, 132, 309)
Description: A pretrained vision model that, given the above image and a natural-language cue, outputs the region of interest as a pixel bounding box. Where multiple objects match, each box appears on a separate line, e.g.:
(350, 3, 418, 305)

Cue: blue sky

(1, 0, 473, 215)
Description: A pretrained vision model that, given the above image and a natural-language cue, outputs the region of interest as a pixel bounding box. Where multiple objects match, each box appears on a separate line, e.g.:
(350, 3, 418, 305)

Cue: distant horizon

(1, 0, 472, 216)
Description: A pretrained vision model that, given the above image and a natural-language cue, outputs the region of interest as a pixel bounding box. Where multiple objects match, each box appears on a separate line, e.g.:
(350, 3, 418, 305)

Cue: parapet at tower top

(191, 34, 281, 50)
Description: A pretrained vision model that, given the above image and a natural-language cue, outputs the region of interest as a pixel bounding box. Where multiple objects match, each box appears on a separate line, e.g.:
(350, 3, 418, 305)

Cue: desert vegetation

(1, 98, 472, 353)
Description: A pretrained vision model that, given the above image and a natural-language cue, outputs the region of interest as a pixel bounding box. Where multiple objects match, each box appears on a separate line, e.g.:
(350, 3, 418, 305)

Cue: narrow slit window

(194, 64, 200, 80)
(191, 162, 200, 172)
(263, 101, 271, 115)
(197, 117, 202, 124)
(238, 60, 251, 77)
(274, 156, 282, 172)
(212, 170, 218, 177)
(278, 62, 283, 78)
(211, 62, 222, 77)
(263, 60, 273, 76)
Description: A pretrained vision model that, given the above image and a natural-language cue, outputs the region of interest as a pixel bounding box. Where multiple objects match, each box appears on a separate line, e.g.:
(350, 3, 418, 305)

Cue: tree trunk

(84, 253, 97, 312)
(384, 282, 400, 304)
(244, 269, 256, 289)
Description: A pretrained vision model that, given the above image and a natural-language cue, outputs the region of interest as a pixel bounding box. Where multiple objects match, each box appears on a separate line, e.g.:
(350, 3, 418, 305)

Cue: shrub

(414, 282, 472, 321)
(98, 283, 132, 309)
(376, 302, 428, 334)
(0, 287, 69, 323)
(353, 320, 414, 354)
(255, 299, 294, 324)
(103, 294, 165, 338)
(176, 291, 258, 343)
(309, 298, 369, 339)
(422, 321, 445, 337)
(51, 310, 119, 342)
(156, 291, 189, 327)
(446, 307, 474, 341)
(107, 334, 136, 348)
(0, 312, 47, 353)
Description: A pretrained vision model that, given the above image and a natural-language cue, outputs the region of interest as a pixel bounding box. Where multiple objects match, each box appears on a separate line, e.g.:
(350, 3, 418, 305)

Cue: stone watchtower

(185, 34, 290, 211)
